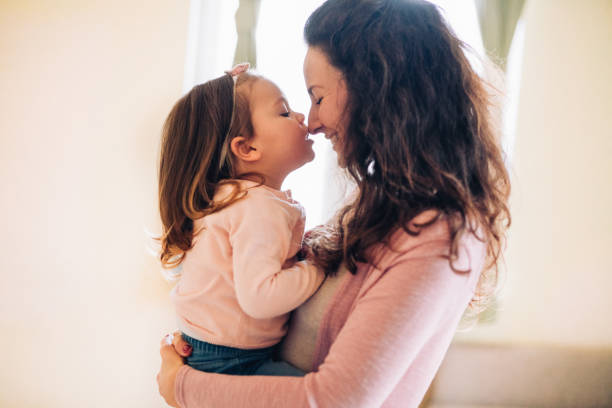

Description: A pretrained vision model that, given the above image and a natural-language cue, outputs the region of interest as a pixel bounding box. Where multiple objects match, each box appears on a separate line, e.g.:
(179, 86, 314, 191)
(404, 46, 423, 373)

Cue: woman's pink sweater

(174, 212, 486, 407)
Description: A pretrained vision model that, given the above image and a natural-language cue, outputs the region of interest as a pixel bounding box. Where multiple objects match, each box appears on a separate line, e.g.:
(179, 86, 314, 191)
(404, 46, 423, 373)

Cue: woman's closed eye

(280, 111, 290, 117)
(315, 97, 323, 105)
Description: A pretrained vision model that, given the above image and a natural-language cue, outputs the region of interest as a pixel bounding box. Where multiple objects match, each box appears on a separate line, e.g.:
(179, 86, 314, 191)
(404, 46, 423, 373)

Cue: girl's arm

(165, 237, 484, 408)
(228, 192, 325, 319)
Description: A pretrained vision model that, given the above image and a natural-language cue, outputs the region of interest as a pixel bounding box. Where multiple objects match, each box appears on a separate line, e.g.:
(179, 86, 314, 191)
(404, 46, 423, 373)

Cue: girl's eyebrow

(275, 97, 289, 107)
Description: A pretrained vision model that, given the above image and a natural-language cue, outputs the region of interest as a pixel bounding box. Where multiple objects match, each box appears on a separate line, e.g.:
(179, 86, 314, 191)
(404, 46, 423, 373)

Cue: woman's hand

(157, 332, 192, 407)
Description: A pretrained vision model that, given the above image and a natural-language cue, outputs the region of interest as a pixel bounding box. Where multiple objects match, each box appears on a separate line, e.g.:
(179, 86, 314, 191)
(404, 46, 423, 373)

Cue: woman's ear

(230, 136, 261, 162)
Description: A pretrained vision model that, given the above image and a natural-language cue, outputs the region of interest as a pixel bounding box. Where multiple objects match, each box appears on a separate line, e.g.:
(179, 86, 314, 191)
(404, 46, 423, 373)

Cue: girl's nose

(295, 112, 305, 124)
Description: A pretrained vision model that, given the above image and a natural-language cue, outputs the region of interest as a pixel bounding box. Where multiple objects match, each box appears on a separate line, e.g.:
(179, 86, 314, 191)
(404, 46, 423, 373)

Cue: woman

(158, 0, 510, 406)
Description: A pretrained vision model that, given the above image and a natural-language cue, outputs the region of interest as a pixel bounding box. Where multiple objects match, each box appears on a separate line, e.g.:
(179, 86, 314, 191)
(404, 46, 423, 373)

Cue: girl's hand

(157, 332, 190, 407)
(299, 227, 319, 261)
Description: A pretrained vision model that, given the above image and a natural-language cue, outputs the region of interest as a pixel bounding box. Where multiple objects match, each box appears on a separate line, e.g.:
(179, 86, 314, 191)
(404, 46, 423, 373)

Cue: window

(256, 0, 328, 229)
(255, 0, 488, 228)
(185, 0, 521, 229)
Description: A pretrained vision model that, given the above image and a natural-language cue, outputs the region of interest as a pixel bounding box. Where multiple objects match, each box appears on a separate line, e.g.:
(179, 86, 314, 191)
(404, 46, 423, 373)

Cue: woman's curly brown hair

(304, 0, 511, 309)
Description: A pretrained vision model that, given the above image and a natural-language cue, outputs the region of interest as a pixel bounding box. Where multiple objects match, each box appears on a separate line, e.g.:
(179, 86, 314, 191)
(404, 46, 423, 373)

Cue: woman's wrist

(158, 332, 189, 407)
(173, 364, 190, 407)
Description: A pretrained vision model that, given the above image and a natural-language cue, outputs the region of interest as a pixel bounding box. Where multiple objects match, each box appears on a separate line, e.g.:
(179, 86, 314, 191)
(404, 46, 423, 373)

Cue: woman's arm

(159, 237, 484, 407)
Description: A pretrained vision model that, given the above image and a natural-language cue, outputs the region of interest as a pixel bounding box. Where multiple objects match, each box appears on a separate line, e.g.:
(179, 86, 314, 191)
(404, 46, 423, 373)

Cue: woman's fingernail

(183, 345, 192, 353)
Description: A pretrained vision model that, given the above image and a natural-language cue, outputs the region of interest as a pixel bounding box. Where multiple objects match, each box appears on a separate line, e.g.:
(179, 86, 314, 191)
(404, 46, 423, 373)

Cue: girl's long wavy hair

(158, 73, 259, 268)
(304, 0, 511, 310)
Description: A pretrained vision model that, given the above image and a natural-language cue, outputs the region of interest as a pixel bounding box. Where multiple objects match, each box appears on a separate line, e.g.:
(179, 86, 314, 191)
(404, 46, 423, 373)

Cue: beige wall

(0, 1, 188, 406)
(457, 0, 612, 348)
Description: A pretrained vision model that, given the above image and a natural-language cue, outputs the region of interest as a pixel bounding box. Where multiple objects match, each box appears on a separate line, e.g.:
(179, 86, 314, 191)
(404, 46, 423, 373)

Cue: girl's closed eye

(280, 101, 291, 117)
(315, 97, 323, 105)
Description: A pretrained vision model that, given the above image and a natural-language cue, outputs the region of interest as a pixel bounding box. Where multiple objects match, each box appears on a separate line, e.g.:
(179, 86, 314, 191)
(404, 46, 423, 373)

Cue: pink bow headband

(218, 62, 250, 171)
(225, 62, 250, 83)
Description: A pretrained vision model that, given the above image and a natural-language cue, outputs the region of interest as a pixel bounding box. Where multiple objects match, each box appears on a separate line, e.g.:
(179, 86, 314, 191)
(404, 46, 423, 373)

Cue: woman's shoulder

(368, 210, 486, 273)
(350, 211, 487, 312)
(367, 210, 447, 262)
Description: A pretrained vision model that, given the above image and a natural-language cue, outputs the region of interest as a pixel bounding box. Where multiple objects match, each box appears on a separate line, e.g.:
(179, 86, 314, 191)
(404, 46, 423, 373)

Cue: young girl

(158, 63, 324, 375)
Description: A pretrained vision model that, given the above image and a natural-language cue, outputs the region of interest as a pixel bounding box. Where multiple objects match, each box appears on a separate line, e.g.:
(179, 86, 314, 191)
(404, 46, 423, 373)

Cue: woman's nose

(308, 108, 321, 134)
(295, 112, 305, 124)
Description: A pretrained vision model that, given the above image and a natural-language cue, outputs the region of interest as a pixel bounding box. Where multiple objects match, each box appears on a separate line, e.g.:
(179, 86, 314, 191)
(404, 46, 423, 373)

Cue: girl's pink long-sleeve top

(171, 181, 325, 349)
(174, 211, 486, 407)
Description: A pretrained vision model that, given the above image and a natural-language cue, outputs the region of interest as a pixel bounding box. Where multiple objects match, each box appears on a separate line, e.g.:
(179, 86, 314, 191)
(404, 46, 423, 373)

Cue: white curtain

(233, 0, 262, 67)
(182, 0, 239, 92)
(475, 0, 526, 71)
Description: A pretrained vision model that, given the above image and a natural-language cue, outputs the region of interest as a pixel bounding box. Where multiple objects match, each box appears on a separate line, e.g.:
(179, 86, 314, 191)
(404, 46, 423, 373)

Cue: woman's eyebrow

(307, 85, 321, 96)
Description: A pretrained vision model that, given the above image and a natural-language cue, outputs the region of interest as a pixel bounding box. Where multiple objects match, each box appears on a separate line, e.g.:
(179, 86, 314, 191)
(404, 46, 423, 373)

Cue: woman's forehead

(304, 47, 343, 89)
(303, 47, 327, 81)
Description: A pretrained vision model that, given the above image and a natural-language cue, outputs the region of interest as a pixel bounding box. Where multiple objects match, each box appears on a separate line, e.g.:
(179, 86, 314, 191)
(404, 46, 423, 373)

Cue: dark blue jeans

(182, 333, 304, 376)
